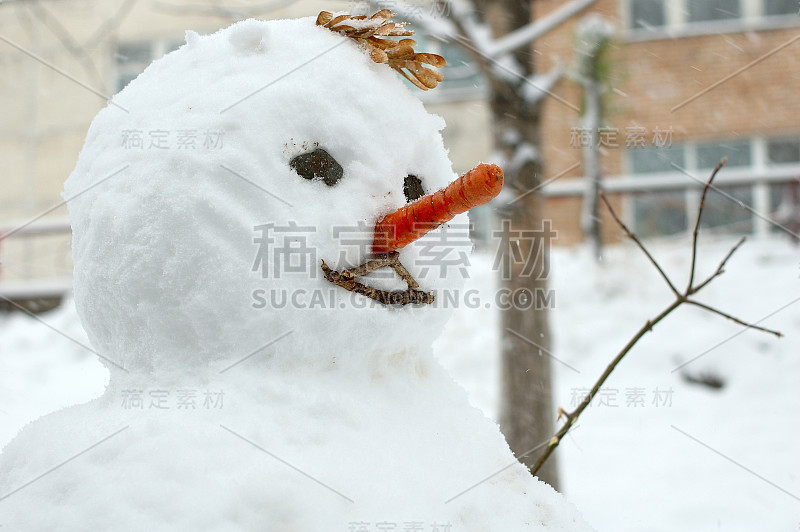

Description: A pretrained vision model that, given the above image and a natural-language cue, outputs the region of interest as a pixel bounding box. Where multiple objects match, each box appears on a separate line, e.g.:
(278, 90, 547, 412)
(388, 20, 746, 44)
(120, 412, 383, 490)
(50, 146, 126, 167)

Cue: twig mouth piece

(321, 252, 434, 306)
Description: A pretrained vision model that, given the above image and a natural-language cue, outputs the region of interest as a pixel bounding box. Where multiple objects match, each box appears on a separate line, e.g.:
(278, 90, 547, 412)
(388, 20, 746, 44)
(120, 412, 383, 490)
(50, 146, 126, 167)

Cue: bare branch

(444, 3, 494, 79)
(690, 236, 745, 293)
(687, 157, 727, 290)
(443, 0, 491, 51)
(362, 0, 458, 39)
(684, 299, 783, 337)
(530, 299, 682, 476)
(85, 0, 138, 50)
(25, 0, 105, 87)
(599, 191, 681, 298)
(486, 0, 598, 58)
(522, 64, 565, 105)
(530, 163, 783, 477)
(153, 0, 299, 19)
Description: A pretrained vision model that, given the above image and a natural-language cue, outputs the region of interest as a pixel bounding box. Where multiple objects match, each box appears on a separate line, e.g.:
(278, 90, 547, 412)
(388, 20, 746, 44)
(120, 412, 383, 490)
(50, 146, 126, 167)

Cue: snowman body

(0, 17, 591, 531)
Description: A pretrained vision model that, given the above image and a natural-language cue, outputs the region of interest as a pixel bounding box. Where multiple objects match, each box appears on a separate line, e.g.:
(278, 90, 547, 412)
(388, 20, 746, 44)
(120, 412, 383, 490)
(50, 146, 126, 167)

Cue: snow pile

(0, 16, 591, 531)
(0, 300, 109, 444)
(435, 237, 800, 531)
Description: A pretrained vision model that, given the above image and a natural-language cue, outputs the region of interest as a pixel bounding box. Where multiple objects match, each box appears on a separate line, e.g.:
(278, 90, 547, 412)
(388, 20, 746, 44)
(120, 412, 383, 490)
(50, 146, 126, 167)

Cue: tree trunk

(475, 0, 559, 489)
(496, 189, 559, 489)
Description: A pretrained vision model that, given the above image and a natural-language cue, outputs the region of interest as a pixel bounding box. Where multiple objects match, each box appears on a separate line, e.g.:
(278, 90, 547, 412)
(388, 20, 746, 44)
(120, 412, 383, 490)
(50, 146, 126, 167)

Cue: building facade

(535, 0, 800, 244)
(1, 0, 798, 296)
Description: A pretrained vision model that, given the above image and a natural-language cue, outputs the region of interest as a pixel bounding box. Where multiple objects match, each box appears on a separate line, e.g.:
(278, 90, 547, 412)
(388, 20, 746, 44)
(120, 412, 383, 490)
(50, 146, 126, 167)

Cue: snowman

(0, 11, 592, 531)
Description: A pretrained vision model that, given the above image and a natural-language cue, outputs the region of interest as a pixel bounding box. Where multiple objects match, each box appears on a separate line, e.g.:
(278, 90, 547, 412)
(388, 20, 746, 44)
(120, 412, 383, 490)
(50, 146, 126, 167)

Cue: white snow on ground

(438, 234, 800, 531)
(0, 301, 109, 444)
(1, 235, 798, 530)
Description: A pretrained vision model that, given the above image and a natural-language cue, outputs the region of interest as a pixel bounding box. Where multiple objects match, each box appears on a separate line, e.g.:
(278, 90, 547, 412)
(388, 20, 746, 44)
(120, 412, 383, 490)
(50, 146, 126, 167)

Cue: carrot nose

(373, 163, 504, 254)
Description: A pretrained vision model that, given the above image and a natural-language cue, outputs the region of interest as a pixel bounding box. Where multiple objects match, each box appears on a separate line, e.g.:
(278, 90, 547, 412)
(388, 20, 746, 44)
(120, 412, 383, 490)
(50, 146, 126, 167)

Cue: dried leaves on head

(316, 9, 446, 91)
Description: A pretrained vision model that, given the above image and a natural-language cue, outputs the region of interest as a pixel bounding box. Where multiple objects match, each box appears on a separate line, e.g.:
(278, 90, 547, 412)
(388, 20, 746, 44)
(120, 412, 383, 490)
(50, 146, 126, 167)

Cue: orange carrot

(373, 163, 504, 254)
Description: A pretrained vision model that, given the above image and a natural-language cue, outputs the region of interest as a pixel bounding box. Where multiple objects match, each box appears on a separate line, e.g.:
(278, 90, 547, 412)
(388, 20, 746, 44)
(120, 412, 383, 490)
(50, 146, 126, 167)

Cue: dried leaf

(369, 47, 388, 63)
(315, 10, 446, 90)
(416, 53, 447, 68)
(385, 43, 416, 59)
(327, 14, 353, 28)
(316, 11, 333, 26)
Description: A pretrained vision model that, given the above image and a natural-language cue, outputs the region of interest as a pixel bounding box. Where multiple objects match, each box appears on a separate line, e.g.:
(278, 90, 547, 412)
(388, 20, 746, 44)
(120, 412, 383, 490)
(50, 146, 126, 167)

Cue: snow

(485, 0, 599, 59)
(521, 66, 565, 105)
(0, 236, 800, 531)
(435, 236, 800, 531)
(0, 16, 590, 531)
(3, 236, 797, 530)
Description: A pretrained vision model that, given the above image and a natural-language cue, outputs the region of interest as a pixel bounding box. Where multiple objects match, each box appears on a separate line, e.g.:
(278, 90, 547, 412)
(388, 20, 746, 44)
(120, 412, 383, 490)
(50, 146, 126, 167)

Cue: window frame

(622, 135, 800, 238)
(113, 38, 184, 94)
(622, 0, 800, 41)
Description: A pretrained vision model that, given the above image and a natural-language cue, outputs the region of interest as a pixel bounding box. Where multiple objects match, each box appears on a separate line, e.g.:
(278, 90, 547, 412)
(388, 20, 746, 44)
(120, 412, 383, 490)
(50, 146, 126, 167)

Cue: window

(764, 0, 799, 15)
(630, 144, 685, 173)
(633, 191, 689, 237)
(767, 138, 800, 235)
(114, 39, 183, 93)
(631, 0, 667, 29)
(627, 137, 800, 238)
(693, 140, 753, 233)
(630, 145, 689, 237)
(687, 0, 741, 22)
(115, 42, 152, 93)
(696, 139, 751, 169)
(767, 139, 800, 165)
(626, 0, 799, 34)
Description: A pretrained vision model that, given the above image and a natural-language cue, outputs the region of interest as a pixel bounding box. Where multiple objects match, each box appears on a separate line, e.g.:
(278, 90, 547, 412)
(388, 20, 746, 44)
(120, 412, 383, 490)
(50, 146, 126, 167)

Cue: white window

(627, 136, 800, 238)
(695, 139, 753, 233)
(766, 138, 800, 235)
(629, 145, 688, 237)
(114, 39, 183, 93)
(630, 0, 667, 29)
(624, 0, 799, 38)
(764, 0, 799, 15)
(686, 0, 742, 22)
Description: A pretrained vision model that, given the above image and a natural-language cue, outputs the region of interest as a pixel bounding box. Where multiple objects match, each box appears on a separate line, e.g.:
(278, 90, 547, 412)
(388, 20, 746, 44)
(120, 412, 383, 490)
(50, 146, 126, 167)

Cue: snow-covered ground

(436, 235, 800, 531)
(2, 235, 798, 530)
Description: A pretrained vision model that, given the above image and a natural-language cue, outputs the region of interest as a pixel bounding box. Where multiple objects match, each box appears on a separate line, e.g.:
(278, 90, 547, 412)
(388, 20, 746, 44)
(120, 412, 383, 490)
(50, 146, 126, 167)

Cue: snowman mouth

(320, 163, 504, 307)
(321, 252, 434, 306)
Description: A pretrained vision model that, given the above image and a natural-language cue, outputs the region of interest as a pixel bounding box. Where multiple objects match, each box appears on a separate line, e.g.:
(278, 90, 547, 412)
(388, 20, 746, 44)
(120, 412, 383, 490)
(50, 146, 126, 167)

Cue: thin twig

(530, 159, 782, 477)
(684, 299, 783, 337)
(690, 236, 745, 294)
(389, 257, 421, 290)
(599, 191, 681, 297)
(341, 253, 398, 277)
(529, 299, 682, 475)
(321, 255, 433, 306)
(687, 157, 727, 291)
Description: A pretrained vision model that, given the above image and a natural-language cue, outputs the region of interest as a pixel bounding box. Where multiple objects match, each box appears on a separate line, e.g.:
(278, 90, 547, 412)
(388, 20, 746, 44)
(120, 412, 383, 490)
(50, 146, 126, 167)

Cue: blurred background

(2, 0, 798, 306)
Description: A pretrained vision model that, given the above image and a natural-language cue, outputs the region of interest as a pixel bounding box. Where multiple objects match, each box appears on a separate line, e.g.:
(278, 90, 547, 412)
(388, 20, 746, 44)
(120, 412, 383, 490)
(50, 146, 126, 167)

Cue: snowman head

(65, 12, 498, 377)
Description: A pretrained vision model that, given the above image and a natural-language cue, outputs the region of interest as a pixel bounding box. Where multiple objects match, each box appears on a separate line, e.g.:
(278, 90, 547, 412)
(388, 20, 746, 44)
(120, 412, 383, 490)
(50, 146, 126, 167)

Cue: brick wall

(532, 0, 800, 244)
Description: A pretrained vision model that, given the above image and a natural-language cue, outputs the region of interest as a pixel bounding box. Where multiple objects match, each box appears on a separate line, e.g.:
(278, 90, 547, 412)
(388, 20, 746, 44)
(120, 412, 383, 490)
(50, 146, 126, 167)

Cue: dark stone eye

(290, 148, 343, 186)
(403, 175, 425, 202)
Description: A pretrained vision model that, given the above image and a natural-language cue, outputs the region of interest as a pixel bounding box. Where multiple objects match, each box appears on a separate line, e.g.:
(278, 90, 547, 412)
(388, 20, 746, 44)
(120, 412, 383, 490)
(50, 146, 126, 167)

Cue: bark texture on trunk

(474, 0, 559, 490)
